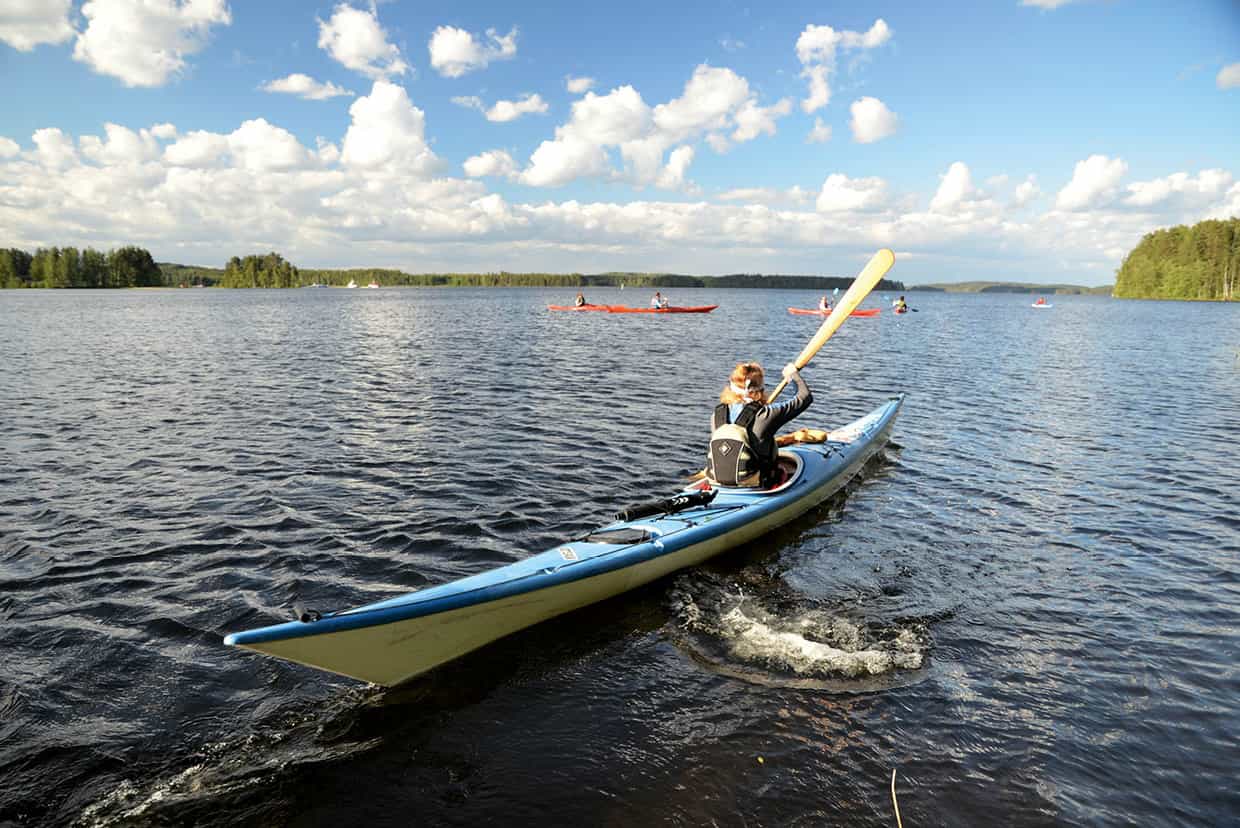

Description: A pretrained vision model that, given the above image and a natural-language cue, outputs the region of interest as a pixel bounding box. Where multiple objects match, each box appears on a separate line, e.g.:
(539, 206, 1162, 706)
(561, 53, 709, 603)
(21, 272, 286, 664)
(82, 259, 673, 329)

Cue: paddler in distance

(893, 295, 908, 312)
(818, 295, 832, 312)
(574, 291, 587, 307)
(707, 361, 813, 488)
(651, 291, 669, 309)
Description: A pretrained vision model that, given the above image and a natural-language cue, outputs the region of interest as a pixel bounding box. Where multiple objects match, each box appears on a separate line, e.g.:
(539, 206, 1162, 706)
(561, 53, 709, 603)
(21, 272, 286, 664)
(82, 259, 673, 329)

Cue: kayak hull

(788, 307, 880, 317)
(225, 395, 904, 686)
(548, 304, 610, 311)
(606, 305, 718, 313)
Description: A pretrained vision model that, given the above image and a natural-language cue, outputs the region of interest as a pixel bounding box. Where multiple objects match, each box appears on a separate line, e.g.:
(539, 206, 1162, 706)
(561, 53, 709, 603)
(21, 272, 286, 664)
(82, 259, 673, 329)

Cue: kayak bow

(225, 395, 904, 686)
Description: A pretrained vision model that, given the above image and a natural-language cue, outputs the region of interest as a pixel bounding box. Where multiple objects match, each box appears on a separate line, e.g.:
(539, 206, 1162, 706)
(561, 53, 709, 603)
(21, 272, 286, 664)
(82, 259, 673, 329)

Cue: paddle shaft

(766, 248, 896, 402)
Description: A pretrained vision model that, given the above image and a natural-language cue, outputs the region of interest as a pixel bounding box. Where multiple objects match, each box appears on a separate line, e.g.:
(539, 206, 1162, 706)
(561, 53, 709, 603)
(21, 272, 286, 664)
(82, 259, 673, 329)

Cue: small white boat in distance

(345, 279, 357, 289)
(365, 281, 380, 289)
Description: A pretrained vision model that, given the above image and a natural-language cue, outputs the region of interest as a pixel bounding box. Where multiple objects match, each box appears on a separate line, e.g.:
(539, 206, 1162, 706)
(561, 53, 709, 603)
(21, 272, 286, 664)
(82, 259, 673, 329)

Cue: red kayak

(788, 307, 881, 317)
(548, 303, 611, 311)
(606, 305, 718, 314)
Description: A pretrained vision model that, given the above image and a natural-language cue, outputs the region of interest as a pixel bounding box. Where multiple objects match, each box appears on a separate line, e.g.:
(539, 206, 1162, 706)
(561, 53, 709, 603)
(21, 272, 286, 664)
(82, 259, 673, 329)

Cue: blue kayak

(225, 394, 905, 685)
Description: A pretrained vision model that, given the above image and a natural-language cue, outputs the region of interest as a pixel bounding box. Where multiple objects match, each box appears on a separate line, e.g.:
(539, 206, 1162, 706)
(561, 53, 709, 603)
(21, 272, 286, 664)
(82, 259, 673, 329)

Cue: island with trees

(1113, 217, 1238, 301)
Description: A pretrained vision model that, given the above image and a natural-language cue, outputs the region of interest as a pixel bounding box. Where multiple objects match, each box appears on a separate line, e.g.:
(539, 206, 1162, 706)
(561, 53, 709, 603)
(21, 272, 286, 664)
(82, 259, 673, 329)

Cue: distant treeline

(913, 281, 1112, 295)
(2, 246, 905, 292)
(295, 268, 905, 292)
(1, 246, 162, 288)
(1114, 217, 1239, 301)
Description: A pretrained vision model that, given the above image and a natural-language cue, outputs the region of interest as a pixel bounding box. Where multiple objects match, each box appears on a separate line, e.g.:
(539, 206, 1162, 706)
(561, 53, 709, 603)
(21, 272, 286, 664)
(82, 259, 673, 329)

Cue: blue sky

(1, 0, 1237, 284)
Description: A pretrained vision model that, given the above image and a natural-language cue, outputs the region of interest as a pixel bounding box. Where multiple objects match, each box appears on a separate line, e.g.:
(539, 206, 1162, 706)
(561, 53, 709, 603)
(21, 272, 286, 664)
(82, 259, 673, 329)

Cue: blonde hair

(720, 361, 767, 404)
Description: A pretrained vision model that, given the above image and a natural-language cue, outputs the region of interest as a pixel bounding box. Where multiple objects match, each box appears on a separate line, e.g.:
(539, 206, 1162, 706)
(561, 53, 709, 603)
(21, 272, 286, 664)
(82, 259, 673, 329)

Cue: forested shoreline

(1, 248, 905, 292)
(1114, 218, 1238, 300)
(1, 246, 162, 289)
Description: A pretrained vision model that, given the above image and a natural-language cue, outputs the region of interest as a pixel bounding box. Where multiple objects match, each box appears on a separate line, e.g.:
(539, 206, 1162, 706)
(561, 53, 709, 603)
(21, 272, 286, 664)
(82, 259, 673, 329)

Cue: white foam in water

(715, 605, 924, 678)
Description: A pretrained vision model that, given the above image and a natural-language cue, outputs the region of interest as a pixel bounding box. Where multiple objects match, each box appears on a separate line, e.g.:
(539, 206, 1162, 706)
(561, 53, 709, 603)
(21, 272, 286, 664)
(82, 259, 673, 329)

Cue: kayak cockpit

(688, 450, 805, 496)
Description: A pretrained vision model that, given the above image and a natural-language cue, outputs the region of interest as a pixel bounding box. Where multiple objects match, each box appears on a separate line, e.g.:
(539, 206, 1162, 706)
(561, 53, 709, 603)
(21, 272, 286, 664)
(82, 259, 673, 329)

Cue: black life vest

(707, 402, 775, 487)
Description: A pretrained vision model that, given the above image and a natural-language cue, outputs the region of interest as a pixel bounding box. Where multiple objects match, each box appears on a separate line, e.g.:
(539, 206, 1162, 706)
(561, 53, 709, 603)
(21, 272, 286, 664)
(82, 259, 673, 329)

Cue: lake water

(1, 287, 1237, 826)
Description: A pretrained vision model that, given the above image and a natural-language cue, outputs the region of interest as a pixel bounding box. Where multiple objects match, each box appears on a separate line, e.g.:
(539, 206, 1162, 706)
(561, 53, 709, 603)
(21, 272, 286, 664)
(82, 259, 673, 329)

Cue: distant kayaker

(893, 295, 908, 312)
(707, 361, 813, 488)
(574, 291, 587, 307)
(818, 295, 832, 312)
(651, 291, 669, 309)
(1035, 296, 1046, 306)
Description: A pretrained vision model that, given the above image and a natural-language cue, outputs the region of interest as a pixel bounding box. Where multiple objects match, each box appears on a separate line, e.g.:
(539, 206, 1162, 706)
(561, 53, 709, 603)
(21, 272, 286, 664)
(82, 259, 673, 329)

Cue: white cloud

(150, 123, 177, 140)
(796, 19, 891, 114)
(456, 93, 549, 123)
(162, 120, 314, 171)
(929, 162, 976, 212)
(656, 145, 695, 190)
(1055, 154, 1128, 210)
(1012, 175, 1040, 208)
(341, 80, 440, 175)
(428, 25, 517, 78)
(317, 3, 408, 80)
(227, 119, 314, 172)
(718, 186, 812, 206)
(164, 130, 230, 167)
(0, 0, 75, 51)
(1125, 169, 1233, 209)
(1020, 0, 1077, 9)
(1217, 63, 1240, 90)
(652, 65, 751, 140)
(463, 150, 518, 179)
(80, 123, 162, 165)
(262, 73, 354, 100)
(816, 172, 888, 212)
(0, 137, 20, 159)
(732, 98, 793, 142)
(849, 97, 899, 143)
(72, 0, 231, 87)
(566, 76, 594, 94)
(521, 65, 787, 189)
(32, 128, 78, 168)
(520, 86, 649, 187)
(807, 118, 832, 144)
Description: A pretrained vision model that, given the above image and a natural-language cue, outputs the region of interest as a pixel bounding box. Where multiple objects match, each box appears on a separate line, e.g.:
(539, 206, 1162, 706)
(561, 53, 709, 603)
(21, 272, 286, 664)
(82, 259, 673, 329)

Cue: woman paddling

(818, 295, 832, 312)
(707, 361, 813, 488)
(574, 291, 587, 307)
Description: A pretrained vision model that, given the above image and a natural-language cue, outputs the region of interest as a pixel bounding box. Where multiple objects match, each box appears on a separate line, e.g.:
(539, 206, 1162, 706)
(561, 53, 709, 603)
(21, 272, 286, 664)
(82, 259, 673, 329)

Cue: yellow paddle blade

(794, 248, 895, 368)
(767, 248, 895, 402)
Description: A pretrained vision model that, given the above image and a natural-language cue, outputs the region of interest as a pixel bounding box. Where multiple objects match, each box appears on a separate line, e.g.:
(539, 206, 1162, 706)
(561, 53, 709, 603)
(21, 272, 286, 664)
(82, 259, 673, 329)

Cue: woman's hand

(782, 363, 799, 380)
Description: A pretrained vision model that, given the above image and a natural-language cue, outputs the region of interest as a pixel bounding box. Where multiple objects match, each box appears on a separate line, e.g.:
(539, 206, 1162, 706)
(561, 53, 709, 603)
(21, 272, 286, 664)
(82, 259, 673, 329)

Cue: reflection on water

(0, 288, 1237, 826)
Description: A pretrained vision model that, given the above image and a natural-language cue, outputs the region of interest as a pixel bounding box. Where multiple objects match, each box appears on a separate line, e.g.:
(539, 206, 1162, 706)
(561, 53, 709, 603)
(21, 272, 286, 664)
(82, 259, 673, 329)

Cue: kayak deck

(225, 395, 904, 686)
(606, 305, 718, 313)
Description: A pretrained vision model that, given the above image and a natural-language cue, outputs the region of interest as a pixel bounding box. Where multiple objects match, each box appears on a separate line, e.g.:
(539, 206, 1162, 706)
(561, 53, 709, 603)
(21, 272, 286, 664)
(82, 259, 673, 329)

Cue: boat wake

(667, 575, 929, 691)
(74, 688, 383, 827)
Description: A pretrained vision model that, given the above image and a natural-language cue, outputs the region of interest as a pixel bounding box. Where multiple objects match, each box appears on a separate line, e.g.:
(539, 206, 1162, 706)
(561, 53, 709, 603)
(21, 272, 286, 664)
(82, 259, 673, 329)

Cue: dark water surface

(1, 287, 1237, 826)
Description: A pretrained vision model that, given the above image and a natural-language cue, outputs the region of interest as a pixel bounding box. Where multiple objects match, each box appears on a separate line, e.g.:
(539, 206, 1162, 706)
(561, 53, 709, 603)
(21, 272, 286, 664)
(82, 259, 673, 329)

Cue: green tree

(108, 246, 161, 287)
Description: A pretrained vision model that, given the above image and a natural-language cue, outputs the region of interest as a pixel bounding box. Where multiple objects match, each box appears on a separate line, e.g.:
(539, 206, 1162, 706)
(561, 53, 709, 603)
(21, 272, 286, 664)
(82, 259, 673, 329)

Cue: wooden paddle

(766, 248, 896, 403)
